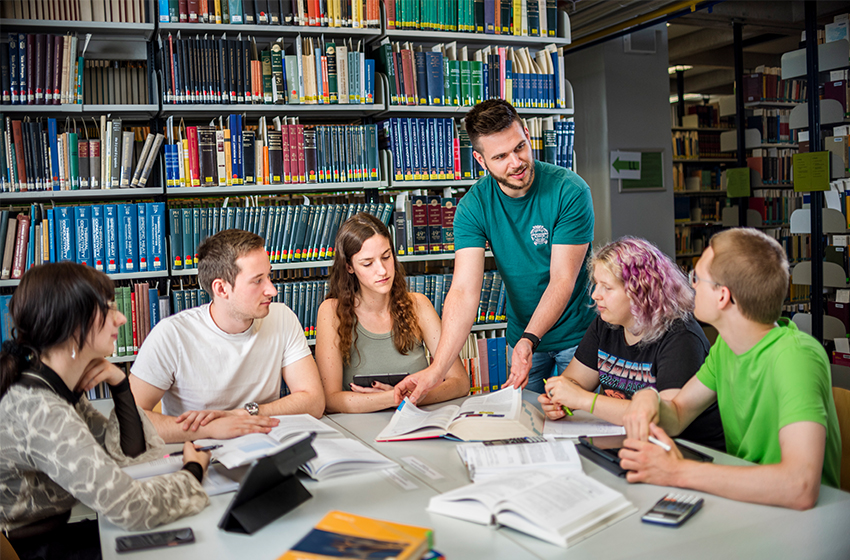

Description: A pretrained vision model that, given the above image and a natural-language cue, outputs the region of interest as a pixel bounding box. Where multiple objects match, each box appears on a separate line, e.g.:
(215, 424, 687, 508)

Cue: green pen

(543, 378, 573, 416)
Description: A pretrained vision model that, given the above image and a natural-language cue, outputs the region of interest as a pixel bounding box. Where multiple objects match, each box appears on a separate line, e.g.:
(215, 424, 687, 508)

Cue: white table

(100, 394, 850, 559)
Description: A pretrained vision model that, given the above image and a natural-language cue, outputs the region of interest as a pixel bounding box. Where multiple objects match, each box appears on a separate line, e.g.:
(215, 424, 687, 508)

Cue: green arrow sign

(613, 158, 640, 172)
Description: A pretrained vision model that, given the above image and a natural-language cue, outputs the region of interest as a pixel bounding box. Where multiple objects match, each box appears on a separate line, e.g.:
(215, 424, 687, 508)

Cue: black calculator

(641, 493, 704, 527)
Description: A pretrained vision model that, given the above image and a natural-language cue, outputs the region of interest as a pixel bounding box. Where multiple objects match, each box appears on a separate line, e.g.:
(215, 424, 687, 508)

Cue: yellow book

(223, 129, 232, 186)
(277, 511, 432, 560)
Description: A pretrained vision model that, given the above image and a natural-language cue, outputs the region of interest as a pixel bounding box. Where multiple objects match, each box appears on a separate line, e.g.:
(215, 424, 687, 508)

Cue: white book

(427, 470, 636, 548)
(336, 44, 349, 105)
(301, 438, 396, 481)
(376, 387, 544, 442)
(216, 129, 227, 185)
(456, 438, 582, 482)
(542, 410, 626, 438)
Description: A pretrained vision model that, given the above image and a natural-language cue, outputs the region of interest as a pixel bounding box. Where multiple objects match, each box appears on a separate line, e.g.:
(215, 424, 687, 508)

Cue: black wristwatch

(244, 402, 260, 416)
(520, 332, 541, 352)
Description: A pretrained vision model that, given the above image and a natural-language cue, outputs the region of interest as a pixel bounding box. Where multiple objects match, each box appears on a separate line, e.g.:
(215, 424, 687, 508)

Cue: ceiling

(560, 0, 850, 97)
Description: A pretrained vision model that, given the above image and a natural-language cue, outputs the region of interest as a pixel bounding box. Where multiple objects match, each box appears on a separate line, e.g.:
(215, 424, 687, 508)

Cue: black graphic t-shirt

(574, 315, 725, 451)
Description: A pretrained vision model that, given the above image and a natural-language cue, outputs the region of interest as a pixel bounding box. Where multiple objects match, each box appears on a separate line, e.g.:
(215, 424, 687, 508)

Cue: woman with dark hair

(316, 213, 470, 413)
(0, 263, 209, 560)
(540, 237, 725, 450)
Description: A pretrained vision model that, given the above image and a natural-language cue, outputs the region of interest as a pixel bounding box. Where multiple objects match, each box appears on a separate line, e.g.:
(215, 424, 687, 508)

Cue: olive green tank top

(342, 322, 429, 390)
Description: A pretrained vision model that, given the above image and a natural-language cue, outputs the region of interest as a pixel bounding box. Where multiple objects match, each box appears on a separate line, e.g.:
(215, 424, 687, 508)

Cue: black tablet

(352, 373, 409, 387)
(577, 435, 714, 477)
(218, 432, 317, 534)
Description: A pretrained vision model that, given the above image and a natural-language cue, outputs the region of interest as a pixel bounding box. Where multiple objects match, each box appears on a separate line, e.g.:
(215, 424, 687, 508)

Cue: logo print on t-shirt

(530, 225, 549, 246)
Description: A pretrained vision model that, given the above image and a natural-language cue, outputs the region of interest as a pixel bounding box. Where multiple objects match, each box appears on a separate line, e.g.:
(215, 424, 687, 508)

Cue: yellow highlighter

(543, 378, 573, 416)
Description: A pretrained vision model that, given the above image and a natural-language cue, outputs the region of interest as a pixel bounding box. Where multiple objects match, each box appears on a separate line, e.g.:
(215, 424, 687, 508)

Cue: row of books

(0, 0, 150, 23)
(377, 40, 568, 110)
(674, 196, 725, 224)
(405, 270, 506, 324)
(379, 117, 468, 182)
(158, 0, 381, 28)
(165, 116, 378, 187)
(113, 283, 166, 357)
(82, 60, 150, 106)
(1, 33, 84, 105)
(1, 116, 164, 193)
(169, 201, 392, 269)
(747, 108, 795, 145)
(159, 33, 374, 105)
(392, 194, 456, 255)
(674, 226, 707, 257)
(748, 191, 804, 226)
(672, 130, 728, 160)
(526, 117, 574, 169)
(0, 202, 167, 280)
(682, 103, 733, 129)
(386, 0, 562, 38)
(673, 164, 723, 192)
(747, 148, 795, 185)
(742, 66, 807, 104)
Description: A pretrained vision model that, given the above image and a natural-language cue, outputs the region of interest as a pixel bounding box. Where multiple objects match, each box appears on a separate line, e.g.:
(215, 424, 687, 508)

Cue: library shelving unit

(779, 34, 850, 344)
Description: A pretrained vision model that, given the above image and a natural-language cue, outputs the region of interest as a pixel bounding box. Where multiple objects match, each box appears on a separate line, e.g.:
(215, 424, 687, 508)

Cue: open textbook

(196, 414, 342, 469)
(376, 387, 544, 442)
(542, 410, 627, 438)
(427, 470, 636, 548)
(301, 438, 397, 481)
(456, 439, 583, 482)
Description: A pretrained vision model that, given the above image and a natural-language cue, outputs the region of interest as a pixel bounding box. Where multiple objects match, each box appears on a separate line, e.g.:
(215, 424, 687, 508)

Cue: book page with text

(375, 400, 460, 440)
(454, 387, 521, 421)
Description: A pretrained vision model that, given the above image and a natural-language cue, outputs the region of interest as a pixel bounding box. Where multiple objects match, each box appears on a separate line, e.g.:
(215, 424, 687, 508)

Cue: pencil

(543, 378, 574, 416)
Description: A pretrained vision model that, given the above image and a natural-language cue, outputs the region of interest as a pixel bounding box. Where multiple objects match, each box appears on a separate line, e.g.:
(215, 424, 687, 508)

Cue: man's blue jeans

(508, 344, 579, 394)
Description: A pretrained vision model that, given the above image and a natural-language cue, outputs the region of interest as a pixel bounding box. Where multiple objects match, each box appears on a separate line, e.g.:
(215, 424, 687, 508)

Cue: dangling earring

(71, 347, 76, 360)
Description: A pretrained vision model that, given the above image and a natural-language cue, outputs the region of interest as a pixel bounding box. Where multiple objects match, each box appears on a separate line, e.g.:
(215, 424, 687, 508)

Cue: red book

(385, 0, 396, 28)
(34, 34, 45, 104)
(411, 196, 428, 255)
(178, 0, 188, 22)
(11, 213, 30, 279)
(282, 123, 292, 183)
(426, 196, 442, 253)
(26, 34, 35, 104)
(453, 136, 461, 179)
(51, 34, 62, 104)
(296, 124, 306, 183)
(320, 55, 329, 104)
(130, 291, 139, 354)
(44, 35, 54, 106)
(186, 126, 201, 186)
(400, 48, 415, 105)
(11, 120, 27, 191)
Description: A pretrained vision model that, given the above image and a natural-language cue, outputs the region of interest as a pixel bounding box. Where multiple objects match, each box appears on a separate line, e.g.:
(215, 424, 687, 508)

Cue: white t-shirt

(131, 303, 312, 416)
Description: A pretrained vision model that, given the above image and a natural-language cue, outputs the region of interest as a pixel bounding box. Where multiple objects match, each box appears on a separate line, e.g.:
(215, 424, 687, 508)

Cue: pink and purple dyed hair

(589, 237, 694, 344)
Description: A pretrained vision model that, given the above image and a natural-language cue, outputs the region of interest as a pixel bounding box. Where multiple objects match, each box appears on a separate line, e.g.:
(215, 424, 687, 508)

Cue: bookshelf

(1, 0, 576, 399)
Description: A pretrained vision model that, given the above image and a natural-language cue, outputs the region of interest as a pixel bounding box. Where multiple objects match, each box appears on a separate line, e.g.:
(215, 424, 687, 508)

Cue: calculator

(641, 493, 704, 527)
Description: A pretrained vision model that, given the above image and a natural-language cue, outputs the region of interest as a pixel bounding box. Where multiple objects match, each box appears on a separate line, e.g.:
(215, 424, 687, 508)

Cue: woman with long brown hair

(316, 213, 469, 413)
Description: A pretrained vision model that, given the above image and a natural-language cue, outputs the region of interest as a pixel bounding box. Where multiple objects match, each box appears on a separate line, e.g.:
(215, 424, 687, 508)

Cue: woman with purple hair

(540, 237, 725, 450)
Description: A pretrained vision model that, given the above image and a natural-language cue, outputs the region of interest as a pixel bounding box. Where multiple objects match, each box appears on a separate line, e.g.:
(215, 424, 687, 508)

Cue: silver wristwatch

(244, 402, 260, 416)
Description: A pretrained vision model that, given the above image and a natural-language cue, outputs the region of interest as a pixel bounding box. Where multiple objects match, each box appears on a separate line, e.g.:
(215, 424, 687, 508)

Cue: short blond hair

(708, 228, 789, 325)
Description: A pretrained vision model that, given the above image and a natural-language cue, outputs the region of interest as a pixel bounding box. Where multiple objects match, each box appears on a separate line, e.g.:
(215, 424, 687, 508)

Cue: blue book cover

(314, 46, 324, 103)
(47, 118, 59, 189)
(169, 208, 183, 270)
(55, 206, 76, 263)
(46, 208, 55, 263)
(487, 338, 500, 392)
(26, 206, 33, 271)
(181, 207, 194, 268)
(136, 202, 148, 271)
(146, 202, 166, 271)
(0, 295, 12, 343)
(425, 52, 443, 106)
(192, 207, 200, 264)
(74, 206, 93, 267)
(364, 58, 374, 104)
(235, 114, 244, 184)
(149, 287, 160, 329)
(158, 0, 170, 22)
(229, 114, 240, 185)
(496, 337, 507, 387)
(103, 204, 119, 273)
(116, 204, 138, 273)
(90, 205, 104, 271)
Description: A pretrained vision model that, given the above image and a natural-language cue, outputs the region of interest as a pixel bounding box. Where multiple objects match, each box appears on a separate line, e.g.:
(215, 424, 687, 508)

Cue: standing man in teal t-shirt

(395, 99, 595, 403)
(619, 228, 841, 509)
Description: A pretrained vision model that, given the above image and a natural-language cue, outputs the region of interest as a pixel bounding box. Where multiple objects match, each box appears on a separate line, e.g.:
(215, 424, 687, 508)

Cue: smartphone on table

(115, 527, 195, 553)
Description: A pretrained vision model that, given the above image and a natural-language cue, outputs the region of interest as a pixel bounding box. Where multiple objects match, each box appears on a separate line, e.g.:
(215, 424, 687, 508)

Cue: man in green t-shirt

(619, 228, 841, 509)
(394, 99, 595, 403)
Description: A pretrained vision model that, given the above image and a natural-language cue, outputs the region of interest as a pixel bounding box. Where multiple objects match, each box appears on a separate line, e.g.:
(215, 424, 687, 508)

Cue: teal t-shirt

(453, 161, 595, 351)
(696, 319, 841, 488)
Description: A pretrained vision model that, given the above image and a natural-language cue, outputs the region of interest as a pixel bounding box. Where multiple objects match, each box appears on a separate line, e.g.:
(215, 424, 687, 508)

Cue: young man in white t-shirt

(130, 229, 325, 443)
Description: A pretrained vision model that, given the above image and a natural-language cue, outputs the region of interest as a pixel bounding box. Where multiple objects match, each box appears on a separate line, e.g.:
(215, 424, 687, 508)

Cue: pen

(543, 379, 573, 416)
(648, 436, 672, 452)
(164, 444, 222, 458)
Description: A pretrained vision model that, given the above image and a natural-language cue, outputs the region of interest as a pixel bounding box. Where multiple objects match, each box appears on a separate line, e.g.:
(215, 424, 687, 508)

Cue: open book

(543, 410, 626, 438)
(301, 438, 397, 481)
(427, 470, 636, 548)
(456, 439, 583, 482)
(122, 457, 240, 496)
(197, 414, 343, 469)
(376, 388, 544, 442)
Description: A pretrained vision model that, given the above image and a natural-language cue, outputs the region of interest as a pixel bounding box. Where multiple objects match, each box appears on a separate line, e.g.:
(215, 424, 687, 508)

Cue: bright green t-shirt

(453, 161, 595, 351)
(696, 319, 841, 488)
